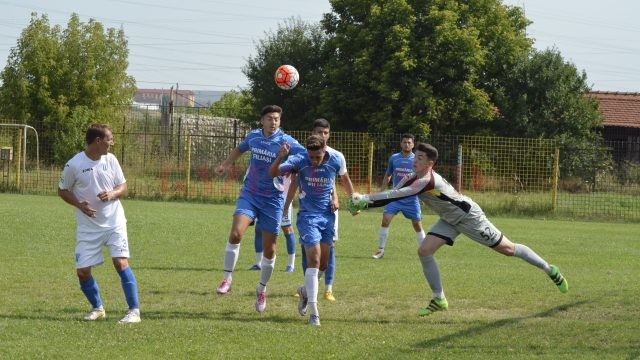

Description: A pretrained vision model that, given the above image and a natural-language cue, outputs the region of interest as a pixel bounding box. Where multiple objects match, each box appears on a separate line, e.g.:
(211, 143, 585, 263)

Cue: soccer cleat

(118, 309, 141, 324)
(372, 249, 385, 259)
(309, 314, 321, 326)
(297, 286, 308, 316)
(216, 279, 232, 295)
(84, 307, 106, 321)
(255, 290, 267, 313)
(324, 290, 336, 302)
(549, 265, 569, 293)
(285, 265, 295, 273)
(418, 297, 449, 317)
(248, 264, 261, 271)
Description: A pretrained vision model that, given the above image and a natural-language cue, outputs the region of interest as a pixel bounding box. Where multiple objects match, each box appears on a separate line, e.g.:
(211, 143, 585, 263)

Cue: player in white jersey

(349, 143, 568, 316)
(58, 124, 140, 324)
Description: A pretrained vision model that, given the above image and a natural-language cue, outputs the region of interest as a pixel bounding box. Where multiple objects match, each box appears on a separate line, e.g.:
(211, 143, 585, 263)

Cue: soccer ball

(274, 65, 299, 90)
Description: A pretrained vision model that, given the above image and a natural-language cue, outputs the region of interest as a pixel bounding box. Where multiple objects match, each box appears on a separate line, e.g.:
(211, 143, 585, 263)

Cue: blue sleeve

(385, 155, 394, 176)
(238, 132, 254, 153)
(286, 136, 306, 156)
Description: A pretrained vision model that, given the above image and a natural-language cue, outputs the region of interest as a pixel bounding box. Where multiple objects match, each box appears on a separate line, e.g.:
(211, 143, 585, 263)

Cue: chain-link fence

(1, 106, 639, 221)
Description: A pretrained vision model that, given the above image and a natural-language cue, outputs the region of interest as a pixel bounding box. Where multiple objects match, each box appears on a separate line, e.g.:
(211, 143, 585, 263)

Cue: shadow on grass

(413, 300, 588, 350)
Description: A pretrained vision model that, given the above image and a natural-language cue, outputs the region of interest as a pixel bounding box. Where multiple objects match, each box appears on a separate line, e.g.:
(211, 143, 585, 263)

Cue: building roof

(588, 91, 640, 129)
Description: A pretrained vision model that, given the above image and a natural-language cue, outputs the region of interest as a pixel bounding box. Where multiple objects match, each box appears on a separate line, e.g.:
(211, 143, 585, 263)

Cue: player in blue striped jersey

(269, 135, 354, 326)
(372, 134, 425, 259)
(213, 105, 305, 313)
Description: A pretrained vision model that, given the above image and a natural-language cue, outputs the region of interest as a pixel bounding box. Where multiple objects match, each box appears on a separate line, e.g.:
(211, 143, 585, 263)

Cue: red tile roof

(588, 91, 640, 128)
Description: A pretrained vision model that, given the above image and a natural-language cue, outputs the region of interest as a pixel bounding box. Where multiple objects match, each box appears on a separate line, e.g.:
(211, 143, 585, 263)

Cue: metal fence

(1, 107, 639, 221)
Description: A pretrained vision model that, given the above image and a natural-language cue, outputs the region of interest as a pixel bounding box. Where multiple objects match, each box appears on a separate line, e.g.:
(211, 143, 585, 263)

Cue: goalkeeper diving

(349, 142, 569, 317)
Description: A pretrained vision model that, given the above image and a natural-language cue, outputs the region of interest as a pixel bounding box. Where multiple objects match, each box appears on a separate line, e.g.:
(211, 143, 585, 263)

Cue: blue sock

(284, 232, 296, 255)
(118, 267, 139, 310)
(254, 225, 263, 253)
(325, 244, 335, 286)
(80, 277, 103, 309)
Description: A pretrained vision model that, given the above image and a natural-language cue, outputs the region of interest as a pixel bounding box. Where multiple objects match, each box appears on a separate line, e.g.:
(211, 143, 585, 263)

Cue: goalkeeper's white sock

(378, 227, 390, 250)
(305, 267, 319, 316)
(415, 230, 426, 246)
(223, 242, 240, 281)
(513, 244, 550, 272)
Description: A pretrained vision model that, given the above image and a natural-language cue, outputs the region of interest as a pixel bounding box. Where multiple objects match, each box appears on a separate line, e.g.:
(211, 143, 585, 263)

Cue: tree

(244, 18, 329, 131)
(494, 48, 606, 179)
(319, 0, 532, 135)
(208, 89, 255, 124)
(0, 13, 136, 164)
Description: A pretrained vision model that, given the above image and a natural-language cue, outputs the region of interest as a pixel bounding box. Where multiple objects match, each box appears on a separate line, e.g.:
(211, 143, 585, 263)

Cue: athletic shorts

(427, 204, 502, 247)
(234, 191, 283, 235)
(281, 203, 293, 227)
(75, 225, 130, 268)
(333, 209, 339, 241)
(297, 212, 336, 248)
(383, 199, 422, 221)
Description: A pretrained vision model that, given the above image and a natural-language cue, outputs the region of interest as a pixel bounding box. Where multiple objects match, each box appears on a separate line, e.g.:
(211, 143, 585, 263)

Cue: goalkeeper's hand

(347, 192, 371, 216)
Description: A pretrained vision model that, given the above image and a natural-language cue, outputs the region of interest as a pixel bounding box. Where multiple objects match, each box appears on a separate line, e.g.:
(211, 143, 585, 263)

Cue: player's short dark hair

(305, 134, 325, 151)
(86, 124, 112, 145)
(261, 105, 283, 117)
(312, 118, 330, 130)
(416, 143, 438, 162)
(401, 133, 415, 141)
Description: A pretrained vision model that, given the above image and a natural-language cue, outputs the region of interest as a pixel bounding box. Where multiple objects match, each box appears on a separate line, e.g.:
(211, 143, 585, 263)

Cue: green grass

(1, 193, 639, 359)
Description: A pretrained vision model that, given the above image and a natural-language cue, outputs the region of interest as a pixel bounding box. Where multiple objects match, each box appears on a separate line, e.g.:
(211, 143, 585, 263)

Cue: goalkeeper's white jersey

(371, 170, 476, 225)
(59, 151, 127, 232)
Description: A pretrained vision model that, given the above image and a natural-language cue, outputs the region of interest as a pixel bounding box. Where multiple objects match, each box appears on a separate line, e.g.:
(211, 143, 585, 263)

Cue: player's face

(413, 150, 433, 175)
(400, 138, 414, 153)
(97, 130, 114, 155)
(261, 112, 281, 137)
(312, 127, 330, 145)
(307, 148, 326, 166)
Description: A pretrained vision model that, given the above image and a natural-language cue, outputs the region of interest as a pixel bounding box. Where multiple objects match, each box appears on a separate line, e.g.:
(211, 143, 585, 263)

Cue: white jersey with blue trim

(238, 128, 304, 198)
(58, 152, 127, 232)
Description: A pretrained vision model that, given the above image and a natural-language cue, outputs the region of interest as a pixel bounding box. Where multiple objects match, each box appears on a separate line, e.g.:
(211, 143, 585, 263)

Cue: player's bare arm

(267, 143, 290, 177)
(215, 147, 243, 176)
(58, 188, 97, 218)
(98, 182, 128, 202)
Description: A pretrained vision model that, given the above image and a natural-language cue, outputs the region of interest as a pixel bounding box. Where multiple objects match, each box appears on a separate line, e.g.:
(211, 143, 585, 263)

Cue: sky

(0, 0, 638, 94)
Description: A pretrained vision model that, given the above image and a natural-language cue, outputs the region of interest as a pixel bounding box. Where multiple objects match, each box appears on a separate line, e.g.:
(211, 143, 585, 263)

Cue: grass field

(1, 193, 639, 359)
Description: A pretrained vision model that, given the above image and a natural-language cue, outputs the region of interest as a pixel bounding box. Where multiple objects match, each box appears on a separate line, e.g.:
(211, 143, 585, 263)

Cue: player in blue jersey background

(372, 134, 425, 259)
(213, 105, 305, 313)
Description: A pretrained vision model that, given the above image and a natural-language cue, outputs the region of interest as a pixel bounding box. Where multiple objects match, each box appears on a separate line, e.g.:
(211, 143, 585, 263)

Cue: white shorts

(333, 209, 339, 241)
(75, 226, 130, 268)
(427, 205, 502, 247)
(281, 204, 293, 227)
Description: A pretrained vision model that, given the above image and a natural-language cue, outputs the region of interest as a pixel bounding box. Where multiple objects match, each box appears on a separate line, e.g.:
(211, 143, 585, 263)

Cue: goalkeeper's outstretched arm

(356, 172, 432, 209)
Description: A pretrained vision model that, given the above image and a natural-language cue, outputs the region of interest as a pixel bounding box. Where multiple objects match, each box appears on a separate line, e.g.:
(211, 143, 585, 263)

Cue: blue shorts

(383, 198, 421, 221)
(234, 191, 283, 235)
(296, 212, 335, 248)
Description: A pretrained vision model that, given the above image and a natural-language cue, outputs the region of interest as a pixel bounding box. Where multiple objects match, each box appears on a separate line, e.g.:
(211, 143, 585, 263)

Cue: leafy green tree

(208, 89, 255, 124)
(493, 48, 606, 180)
(244, 18, 329, 131)
(0, 13, 135, 164)
(319, 0, 532, 135)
